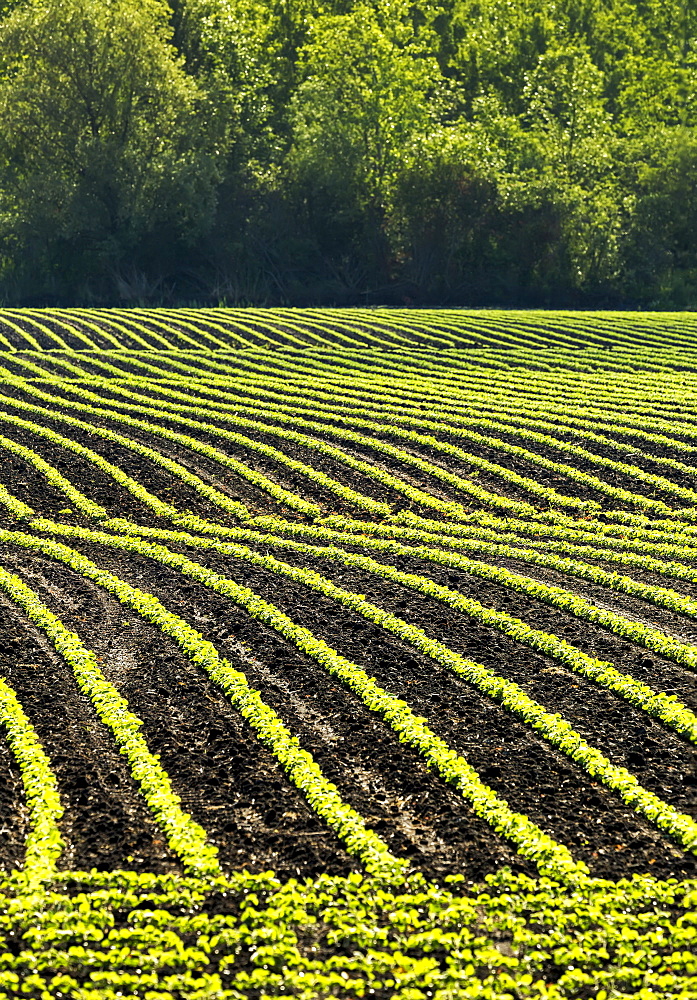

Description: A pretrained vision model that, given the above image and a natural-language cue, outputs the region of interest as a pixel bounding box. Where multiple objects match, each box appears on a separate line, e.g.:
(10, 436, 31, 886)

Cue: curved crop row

(28, 519, 697, 867)
(94, 373, 669, 515)
(0, 310, 91, 350)
(20, 308, 124, 351)
(0, 584, 64, 886)
(189, 385, 678, 514)
(12, 378, 492, 517)
(15, 376, 560, 518)
(1, 380, 393, 518)
(51, 508, 697, 748)
(0, 396, 254, 522)
(305, 513, 697, 623)
(6, 307, 697, 353)
(386, 508, 697, 562)
(0, 528, 403, 879)
(214, 371, 697, 505)
(0, 564, 220, 878)
(0, 523, 589, 882)
(0, 430, 108, 519)
(160, 346, 697, 482)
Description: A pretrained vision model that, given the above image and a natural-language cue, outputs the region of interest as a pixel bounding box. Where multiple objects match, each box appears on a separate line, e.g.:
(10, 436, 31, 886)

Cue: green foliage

(0, 867, 695, 998)
(0, 0, 221, 301)
(2, 0, 697, 302)
(290, 1, 440, 203)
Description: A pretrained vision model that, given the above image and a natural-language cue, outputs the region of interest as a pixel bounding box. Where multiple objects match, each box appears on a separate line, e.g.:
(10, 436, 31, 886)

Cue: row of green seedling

(13, 521, 590, 884)
(33, 517, 697, 874)
(95, 370, 663, 515)
(0, 527, 403, 880)
(0, 379, 395, 519)
(0, 563, 220, 878)
(5, 377, 492, 519)
(79, 511, 697, 751)
(0, 578, 63, 888)
(77, 519, 697, 856)
(30, 374, 577, 518)
(166, 346, 697, 512)
(167, 371, 685, 514)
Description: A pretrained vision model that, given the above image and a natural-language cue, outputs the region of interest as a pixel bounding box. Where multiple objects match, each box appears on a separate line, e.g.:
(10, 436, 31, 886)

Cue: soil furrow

(56, 538, 542, 882)
(345, 546, 697, 713)
(1, 548, 357, 880)
(0, 586, 178, 872)
(65, 536, 696, 880)
(264, 547, 697, 824)
(491, 556, 697, 643)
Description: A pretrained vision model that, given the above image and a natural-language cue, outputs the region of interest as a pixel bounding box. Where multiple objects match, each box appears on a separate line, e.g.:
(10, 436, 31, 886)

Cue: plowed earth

(2, 313, 697, 999)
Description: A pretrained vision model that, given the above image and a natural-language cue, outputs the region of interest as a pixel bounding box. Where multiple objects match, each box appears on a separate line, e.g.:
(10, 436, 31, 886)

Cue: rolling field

(0, 308, 697, 998)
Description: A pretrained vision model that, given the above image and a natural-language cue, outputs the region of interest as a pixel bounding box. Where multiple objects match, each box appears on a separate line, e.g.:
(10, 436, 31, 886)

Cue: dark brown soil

(0, 340, 695, 886)
(1, 548, 358, 881)
(26, 531, 693, 881)
(0, 595, 178, 872)
(17, 380, 529, 518)
(33, 540, 537, 883)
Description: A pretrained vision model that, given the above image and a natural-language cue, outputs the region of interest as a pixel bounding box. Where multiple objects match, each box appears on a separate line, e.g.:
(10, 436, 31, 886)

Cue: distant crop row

(5, 306, 697, 353)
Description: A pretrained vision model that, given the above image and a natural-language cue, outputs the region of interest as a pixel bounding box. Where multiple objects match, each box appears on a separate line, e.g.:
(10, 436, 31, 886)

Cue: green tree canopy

(2, 0, 697, 305)
(0, 0, 221, 298)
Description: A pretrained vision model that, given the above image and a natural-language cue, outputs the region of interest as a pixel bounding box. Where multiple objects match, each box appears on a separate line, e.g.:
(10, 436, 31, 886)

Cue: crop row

(1, 373, 696, 692)
(10, 337, 697, 413)
(41, 503, 695, 751)
(127, 361, 697, 512)
(86, 375, 604, 515)
(5, 308, 697, 353)
(2, 408, 696, 759)
(0, 531, 408, 881)
(0, 565, 218, 880)
(0, 595, 63, 889)
(2, 384, 697, 838)
(21, 360, 697, 517)
(169, 517, 697, 731)
(2, 377, 697, 729)
(13, 376, 533, 518)
(21, 498, 697, 854)
(0, 372, 661, 518)
(3, 321, 697, 996)
(0, 524, 592, 883)
(33, 517, 697, 865)
(1, 380, 412, 519)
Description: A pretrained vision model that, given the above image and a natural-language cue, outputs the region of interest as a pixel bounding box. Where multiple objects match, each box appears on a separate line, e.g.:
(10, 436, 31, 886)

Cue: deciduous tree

(0, 0, 221, 298)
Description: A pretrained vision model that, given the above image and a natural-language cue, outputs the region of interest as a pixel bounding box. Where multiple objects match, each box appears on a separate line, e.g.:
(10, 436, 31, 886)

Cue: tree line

(1, 0, 697, 307)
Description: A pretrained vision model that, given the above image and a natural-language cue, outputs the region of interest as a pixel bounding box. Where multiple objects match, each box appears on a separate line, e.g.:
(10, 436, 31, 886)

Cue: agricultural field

(0, 307, 697, 998)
